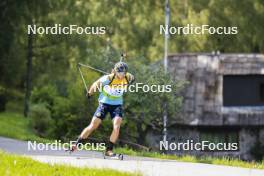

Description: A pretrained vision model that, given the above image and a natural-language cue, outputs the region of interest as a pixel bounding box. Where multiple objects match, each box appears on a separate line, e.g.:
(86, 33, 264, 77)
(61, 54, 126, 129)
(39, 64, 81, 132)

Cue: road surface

(0, 136, 263, 176)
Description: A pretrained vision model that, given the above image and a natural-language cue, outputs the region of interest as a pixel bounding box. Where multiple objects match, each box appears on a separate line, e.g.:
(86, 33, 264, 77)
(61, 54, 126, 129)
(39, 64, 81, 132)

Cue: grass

(1, 111, 264, 170)
(0, 112, 50, 143)
(0, 151, 139, 176)
(114, 147, 264, 170)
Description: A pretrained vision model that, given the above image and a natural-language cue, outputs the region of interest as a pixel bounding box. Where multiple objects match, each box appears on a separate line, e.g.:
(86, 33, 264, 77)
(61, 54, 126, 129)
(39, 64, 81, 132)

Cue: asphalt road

(0, 136, 264, 176)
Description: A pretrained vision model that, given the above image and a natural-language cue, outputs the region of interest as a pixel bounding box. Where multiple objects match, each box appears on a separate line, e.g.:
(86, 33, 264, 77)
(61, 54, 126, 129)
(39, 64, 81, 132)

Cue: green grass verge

(0, 112, 50, 143)
(1, 111, 264, 170)
(0, 151, 139, 176)
(114, 147, 264, 170)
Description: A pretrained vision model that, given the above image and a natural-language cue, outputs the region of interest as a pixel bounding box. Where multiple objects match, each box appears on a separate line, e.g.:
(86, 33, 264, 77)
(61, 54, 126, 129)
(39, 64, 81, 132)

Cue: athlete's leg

(70, 117, 101, 152)
(108, 105, 123, 144)
(105, 116, 122, 156)
(70, 103, 106, 152)
(105, 104, 123, 155)
(110, 116, 122, 143)
(80, 116, 101, 139)
(79, 103, 106, 139)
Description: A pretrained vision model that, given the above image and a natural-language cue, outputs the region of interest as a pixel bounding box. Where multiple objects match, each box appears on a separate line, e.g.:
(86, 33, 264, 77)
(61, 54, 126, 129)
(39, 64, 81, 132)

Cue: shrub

(29, 104, 54, 137)
(0, 86, 7, 112)
(31, 85, 58, 110)
(250, 140, 264, 161)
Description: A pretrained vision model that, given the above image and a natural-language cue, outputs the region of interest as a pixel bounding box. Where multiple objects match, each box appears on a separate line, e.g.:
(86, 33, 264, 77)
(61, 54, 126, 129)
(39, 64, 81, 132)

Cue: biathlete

(70, 61, 134, 157)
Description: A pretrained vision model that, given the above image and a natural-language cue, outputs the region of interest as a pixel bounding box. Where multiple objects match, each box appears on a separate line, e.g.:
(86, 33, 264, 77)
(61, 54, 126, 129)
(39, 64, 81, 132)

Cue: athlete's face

(116, 71, 125, 79)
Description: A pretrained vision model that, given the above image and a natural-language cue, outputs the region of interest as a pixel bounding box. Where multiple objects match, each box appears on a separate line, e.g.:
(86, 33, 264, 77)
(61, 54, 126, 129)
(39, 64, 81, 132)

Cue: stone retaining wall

(168, 53, 264, 126)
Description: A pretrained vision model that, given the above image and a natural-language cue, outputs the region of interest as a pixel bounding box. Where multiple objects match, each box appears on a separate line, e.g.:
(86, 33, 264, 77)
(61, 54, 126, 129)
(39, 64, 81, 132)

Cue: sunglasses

(117, 71, 125, 75)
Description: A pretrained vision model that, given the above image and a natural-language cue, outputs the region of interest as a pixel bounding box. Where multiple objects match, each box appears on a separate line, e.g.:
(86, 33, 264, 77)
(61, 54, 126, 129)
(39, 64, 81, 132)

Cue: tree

(122, 59, 185, 145)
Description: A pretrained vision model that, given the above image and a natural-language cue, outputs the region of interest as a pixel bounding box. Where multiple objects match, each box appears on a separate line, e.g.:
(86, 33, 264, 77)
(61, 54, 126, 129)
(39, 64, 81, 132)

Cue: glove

(86, 92, 91, 100)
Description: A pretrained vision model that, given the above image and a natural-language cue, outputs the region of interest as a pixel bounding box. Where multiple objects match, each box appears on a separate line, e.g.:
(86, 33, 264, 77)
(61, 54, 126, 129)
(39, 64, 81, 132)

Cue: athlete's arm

(88, 79, 102, 96)
(88, 75, 110, 96)
(126, 72, 135, 84)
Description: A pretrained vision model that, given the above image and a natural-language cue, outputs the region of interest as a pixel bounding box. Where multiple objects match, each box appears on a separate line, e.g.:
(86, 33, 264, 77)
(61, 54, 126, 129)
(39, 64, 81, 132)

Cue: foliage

(0, 86, 7, 112)
(29, 104, 53, 137)
(251, 141, 264, 161)
(1, 0, 264, 91)
(31, 85, 58, 110)
(121, 59, 185, 144)
(0, 112, 49, 142)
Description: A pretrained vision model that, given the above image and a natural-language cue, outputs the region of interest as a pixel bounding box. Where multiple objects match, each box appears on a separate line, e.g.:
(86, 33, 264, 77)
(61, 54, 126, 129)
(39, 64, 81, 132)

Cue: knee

(113, 124, 121, 131)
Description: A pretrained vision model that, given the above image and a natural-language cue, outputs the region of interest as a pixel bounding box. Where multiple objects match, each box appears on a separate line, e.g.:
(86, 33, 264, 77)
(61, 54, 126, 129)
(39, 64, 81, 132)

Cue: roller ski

(65, 143, 78, 154)
(103, 150, 124, 160)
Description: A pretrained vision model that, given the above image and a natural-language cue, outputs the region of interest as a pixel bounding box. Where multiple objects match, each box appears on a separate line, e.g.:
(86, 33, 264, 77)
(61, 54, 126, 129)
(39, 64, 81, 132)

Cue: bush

(31, 85, 58, 110)
(251, 141, 264, 161)
(51, 96, 72, 139)
(0, 86, 7, 112)
(29, 83, 90, 140)
(29, 104, 54, 137)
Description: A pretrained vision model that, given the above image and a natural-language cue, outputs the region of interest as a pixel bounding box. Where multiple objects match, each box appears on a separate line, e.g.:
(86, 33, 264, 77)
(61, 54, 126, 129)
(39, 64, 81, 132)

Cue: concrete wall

(167, 53, 264, 126)
(146, 126, 264, 160)
(146, 53, 264, 160)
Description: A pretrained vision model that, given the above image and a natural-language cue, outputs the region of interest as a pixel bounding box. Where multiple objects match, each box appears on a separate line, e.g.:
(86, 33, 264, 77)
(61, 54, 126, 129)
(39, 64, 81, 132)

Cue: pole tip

(121, 53, 126, 57)
(120, 52, 127, 62)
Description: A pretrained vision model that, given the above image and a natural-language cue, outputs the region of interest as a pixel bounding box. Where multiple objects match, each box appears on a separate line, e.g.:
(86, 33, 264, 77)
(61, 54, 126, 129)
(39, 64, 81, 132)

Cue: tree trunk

(24, 31, 33, 117)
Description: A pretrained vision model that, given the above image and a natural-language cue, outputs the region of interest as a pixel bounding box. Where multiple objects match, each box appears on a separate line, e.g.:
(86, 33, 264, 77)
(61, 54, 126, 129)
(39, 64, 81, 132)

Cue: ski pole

(77, 64, 89, 94)
(120, 52, 126, 62)
(78, 63, 109, 75)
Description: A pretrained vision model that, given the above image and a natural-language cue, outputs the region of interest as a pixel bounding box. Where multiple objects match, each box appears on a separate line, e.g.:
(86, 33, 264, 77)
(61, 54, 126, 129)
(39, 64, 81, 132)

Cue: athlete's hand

(86, 92, 91, 100)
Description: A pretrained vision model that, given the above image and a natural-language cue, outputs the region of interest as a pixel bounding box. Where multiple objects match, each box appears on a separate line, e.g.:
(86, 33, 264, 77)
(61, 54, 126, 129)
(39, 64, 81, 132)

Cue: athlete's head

(114, 61, 128, 79)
